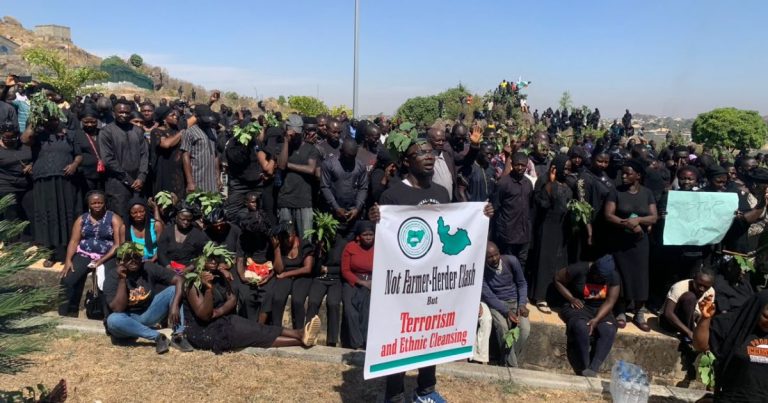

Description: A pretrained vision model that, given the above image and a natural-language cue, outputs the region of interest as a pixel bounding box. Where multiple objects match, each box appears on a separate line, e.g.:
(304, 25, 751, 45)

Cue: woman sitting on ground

(59, 191, 122, 316)
(123, 197, 164, 262)
(271, 220, 314, 329)
(553, 254, 620, 377)
(183, 243, 321, 353)
(694, 291, 768, 402)
(203, 207, 241, 255)
(157, 202, 209, 273)
(235, 196, 276, 323)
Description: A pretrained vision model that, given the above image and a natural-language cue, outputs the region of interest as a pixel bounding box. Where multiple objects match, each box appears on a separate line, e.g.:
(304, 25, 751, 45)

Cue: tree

(224, 91, 239, 102)
(692, 108, 768, 153)
(559, 91, 573, 111)
(22, 47, 108, 101)
(0, 195, 57, 374)
(129, 53, 143, 68)
(287, 95, 329, 116)
(277, 95, 287, 106)
(395, 96, 439, 127)
(100, 55, 127, 67)
(330, 104, 352, 118)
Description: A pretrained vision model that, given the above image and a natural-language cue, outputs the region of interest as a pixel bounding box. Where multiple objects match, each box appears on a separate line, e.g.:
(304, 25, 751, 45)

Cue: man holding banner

(369, 136, 493, 403)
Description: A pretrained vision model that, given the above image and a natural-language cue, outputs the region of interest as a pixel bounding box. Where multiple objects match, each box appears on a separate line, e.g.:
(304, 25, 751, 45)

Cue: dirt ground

(0, 331, 609, 403)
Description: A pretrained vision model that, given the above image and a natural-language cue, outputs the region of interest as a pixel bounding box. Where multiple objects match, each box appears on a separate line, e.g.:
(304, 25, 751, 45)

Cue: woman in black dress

(23, 109, 82, 266)
(270, 220, 314, 328)
(531, 154, 573, 313)
(235, 201, 276, 323)
(74, 105, 105, 200)
(156, 203, 209, 273)
(184, 252, 321, 353)
(604, 159, 658, 331)
(0, 121, 33, 241)
(150, 106, 185, 198)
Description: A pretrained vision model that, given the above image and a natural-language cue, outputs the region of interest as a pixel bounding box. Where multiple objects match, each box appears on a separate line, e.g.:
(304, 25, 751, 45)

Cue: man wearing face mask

(182, 104, 220, 194)
(99, 99, 149, 221)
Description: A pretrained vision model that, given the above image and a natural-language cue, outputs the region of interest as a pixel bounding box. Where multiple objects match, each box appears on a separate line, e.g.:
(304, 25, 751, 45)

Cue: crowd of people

(2, 73, 768, 401)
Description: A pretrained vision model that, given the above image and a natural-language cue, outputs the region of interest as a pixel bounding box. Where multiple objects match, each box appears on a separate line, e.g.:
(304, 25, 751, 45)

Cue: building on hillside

(33, 24, 71, 42)
(0, 35, 19, 55)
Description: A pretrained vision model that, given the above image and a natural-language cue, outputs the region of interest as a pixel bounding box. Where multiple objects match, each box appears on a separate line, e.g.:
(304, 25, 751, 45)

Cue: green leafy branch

(115, 242, 143, 260)
(385, 122, 418, 162)
(28, 92, 67, 128)
(232, 121, 263, 146)
(185, 242, 234, 290)
(698, 351, 716, 389)
(154, 191, 174, 210)
(503, 327, 521, 349)
(303, 210, 340, 253)
(567, 179, 594, 227)
(734, 255, 755, 273)
(185, 190, 223, 216)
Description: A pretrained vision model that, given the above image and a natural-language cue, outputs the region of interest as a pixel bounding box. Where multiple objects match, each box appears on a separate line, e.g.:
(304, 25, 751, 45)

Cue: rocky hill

(0, 16, 101, 74)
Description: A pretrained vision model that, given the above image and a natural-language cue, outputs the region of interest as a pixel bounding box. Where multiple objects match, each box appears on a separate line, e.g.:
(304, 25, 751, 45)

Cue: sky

(5, 0, 768, 119)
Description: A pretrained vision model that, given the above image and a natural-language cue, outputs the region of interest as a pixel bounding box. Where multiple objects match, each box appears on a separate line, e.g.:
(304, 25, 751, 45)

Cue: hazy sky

(6, 0, 768, 119)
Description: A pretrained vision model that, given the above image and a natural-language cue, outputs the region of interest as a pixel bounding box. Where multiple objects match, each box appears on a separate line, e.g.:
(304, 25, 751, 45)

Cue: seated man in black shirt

(104, 242, 191, 354)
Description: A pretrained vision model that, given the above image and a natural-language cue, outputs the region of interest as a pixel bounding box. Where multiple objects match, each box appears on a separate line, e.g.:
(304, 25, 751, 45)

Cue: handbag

(85, 273, 105, 320)
(84, 134, 106, 173)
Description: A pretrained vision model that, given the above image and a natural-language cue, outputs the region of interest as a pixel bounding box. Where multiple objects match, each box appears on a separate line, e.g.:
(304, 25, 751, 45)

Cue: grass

(0, 332, 607, 402)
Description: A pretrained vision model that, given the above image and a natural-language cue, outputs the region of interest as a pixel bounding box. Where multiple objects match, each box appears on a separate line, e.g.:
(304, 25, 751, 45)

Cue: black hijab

(710, 291, 768, 394)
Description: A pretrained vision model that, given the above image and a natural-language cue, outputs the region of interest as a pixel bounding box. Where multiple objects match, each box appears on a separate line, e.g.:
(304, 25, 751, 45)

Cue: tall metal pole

(353, 0, 360, 118)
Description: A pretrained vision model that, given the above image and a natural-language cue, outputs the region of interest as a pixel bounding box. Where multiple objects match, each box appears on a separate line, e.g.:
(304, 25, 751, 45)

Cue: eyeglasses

(408, 148, 433, 158)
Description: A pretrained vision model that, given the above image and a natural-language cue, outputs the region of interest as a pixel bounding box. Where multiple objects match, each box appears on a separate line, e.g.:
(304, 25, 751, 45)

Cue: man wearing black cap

(182, 104, 220, 193)
(99, 99, 149, 220)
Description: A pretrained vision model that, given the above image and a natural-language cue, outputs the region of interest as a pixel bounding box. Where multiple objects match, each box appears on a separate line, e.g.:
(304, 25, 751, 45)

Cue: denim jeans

(106, 286, 185, 341)
(278, 207, 314, 237)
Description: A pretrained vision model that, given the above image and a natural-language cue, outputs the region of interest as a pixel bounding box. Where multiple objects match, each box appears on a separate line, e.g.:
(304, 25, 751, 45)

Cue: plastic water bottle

(611, 360, 649, 403)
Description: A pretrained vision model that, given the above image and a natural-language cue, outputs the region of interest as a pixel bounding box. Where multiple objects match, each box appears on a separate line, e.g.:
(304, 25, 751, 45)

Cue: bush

(692, 107, 768, 152)
(129, 53, 143, 68)
(21, 47, 108, 101)
(287, 95, 329, 116)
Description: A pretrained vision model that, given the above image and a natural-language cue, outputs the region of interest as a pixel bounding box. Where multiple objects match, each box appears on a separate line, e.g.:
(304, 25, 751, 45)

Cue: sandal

(302, 315, 322, 346)
(633, 311, 651, 332)
(536, 302, 552, 314)
(616, 314, 627, 329)
(43, 259, 55, 268)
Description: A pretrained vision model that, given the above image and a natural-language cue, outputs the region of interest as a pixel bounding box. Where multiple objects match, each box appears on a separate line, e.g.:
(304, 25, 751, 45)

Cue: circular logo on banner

(398, 217, 433, 259)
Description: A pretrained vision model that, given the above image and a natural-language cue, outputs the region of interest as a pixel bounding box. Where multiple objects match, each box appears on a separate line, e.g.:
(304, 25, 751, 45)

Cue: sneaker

(171, 334, 194, 352)
(155, 334, 170, 354)
(302, 315, 322, 346)
(413, 391, 446, 403)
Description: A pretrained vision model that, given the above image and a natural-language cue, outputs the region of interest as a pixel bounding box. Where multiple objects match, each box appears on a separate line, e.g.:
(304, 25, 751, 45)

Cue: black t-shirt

(282, 241, 314, 272)
(103, 262, 177, 313)
(206, 224, 242, 256)
(0, 144, 32, 193)
(565, 262, 620, 308)
(712, 331, 768, 402)
(607, 185, 655, 220)
(379, 179, 450, 206)
(157, 226, 210, 267)
(277, 142, 321, 209)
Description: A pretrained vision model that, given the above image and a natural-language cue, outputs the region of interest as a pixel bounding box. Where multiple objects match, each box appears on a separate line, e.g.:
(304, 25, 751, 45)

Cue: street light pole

(353, 0, 359, 119)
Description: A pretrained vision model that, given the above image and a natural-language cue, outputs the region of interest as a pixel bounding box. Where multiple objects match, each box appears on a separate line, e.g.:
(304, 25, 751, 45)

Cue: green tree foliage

(559, 91, 573, 111)
(21, 47, 108, 101)
(101, 55, 127, 67)
(395, 96, 439, 127)
(692, 107, 768, 152)
(224, 91, 239, 102)
(330, 104, 352, 118)
(287, 96, 329, 116)
(0, 194, 57, 374)
(129, 53, 143, 68)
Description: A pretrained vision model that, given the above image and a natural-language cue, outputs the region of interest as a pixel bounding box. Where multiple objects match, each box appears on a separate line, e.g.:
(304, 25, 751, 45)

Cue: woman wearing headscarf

(341, 220, 375, 349)
(0, 121, 33, 241)
(156, 202, 209, 273)
(530, 154, 573, 314)
(23, 98, 83, 266)
(604, 159, 658, 331)
(123, 197, 164, 262)
(554, 254, 620, 377)
(694, 291, 768, 402)
(74, 104, 106, 198)
(150, 105, 185, 198)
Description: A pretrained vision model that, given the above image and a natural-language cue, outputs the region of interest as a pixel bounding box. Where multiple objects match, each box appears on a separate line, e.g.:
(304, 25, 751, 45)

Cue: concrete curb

(48, 314, 707, 402)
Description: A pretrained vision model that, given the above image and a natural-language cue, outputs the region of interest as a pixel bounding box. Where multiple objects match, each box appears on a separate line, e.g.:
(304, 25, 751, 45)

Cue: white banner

(363, 202, 489, 379)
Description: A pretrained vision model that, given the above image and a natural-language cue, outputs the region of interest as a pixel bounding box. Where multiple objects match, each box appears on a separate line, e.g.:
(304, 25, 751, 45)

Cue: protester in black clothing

(306, 232, 346, 347)
(554, 255, 620, 377)
(271, 220, 314, 329)
(99, 100, 149, 220)
(156, 204, 209, 273)
(150, 106, 186, 198)
(714, 258, 755, 314)
(320, 138, 368, 231)
(457, 141, 496, 202)
(604, 159, 658, 331)
(622, 109, 632, 131)
(276, 114, 320, 236)
(224, 118, 272, 221)
(0, 122, 33, 240)
(694, 291, 768, 402)
(493, 152, 533, 266)
(235, 196, 276, 323)
(74, 105, 105, 198)
(316, 118, 342, 160)
(203, 207, 241, 255)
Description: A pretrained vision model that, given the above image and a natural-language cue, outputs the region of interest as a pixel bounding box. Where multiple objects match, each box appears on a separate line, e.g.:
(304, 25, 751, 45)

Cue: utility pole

(353, 0, 360, 119)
